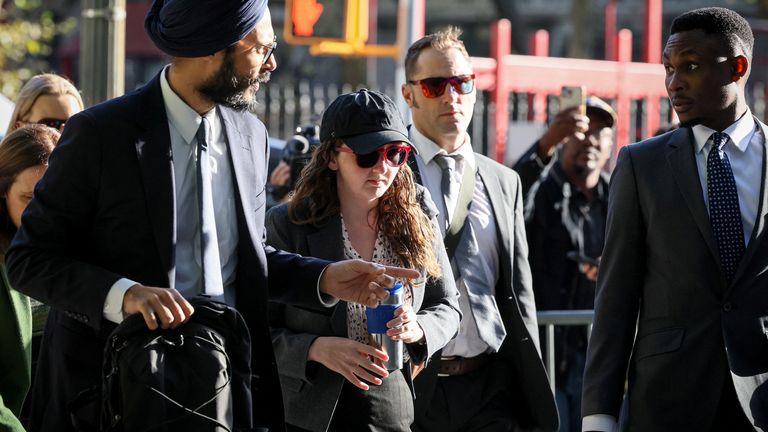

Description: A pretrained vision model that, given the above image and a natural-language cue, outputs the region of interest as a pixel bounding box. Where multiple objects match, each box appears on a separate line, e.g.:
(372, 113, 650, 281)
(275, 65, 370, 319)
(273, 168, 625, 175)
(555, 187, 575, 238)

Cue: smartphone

(566, 251, 600, 267)
(560, 85, 586, 114)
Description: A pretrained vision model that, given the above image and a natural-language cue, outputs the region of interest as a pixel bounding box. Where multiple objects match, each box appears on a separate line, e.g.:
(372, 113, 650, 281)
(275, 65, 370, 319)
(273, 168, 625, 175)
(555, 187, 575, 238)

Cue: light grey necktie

(435, 154, 507, 352)
(434, 153, 461, 227)
(196, 118, 224, 296)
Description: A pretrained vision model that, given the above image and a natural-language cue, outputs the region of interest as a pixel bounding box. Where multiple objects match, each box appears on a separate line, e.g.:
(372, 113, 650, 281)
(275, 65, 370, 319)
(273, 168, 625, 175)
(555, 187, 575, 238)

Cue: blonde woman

(6, 73, 83, 136)
(267, 90, 460, 432)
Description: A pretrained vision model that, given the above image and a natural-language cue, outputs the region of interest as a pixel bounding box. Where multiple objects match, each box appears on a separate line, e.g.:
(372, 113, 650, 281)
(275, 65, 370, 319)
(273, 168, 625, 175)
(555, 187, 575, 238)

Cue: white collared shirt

(410, 126, 501, 358)
(104, 66, 239, 322)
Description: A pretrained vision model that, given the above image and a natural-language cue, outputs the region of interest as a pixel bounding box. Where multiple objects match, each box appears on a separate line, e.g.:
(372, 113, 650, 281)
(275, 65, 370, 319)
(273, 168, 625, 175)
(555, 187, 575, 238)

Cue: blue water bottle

(365, 283, 404, 371)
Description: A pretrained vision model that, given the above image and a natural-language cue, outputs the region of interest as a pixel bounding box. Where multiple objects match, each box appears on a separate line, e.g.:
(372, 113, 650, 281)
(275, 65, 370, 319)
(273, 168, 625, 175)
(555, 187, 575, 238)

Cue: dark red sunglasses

(408, 74, 476, 98)
(33, 118, 67, 131)
(337, 144, 412, 168)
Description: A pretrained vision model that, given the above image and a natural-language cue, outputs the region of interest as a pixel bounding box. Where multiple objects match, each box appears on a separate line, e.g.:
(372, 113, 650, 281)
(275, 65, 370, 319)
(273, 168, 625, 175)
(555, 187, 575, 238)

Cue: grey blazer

(582, 123, 768, 430)
(265, 187, 461, 432)
(409, 152, 559, 432)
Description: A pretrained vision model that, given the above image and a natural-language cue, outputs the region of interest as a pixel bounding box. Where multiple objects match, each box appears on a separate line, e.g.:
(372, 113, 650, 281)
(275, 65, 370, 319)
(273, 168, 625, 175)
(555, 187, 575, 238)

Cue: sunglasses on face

(407, 74, 476, 98)
(337, 144, 412, 169)
(31, 118, 67, 131)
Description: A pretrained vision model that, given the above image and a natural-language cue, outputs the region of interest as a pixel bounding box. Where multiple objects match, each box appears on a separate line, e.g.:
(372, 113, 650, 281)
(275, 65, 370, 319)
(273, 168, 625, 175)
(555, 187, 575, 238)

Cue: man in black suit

(401, 27, 559, 432)
(6, 1, 416, 431)
(582, 7, 767, 431)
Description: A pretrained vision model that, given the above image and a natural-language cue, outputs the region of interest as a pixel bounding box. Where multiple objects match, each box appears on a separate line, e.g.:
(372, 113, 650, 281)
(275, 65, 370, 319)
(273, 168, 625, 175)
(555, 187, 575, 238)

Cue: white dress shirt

(410, 127, 501, 358)
(582, 111, 764, 432)
(104, 66, 239, 323)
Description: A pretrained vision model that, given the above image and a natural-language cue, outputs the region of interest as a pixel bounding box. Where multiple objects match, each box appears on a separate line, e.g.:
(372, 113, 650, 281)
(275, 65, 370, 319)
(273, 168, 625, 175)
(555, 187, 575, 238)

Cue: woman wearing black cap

(266, 89, 460, 432)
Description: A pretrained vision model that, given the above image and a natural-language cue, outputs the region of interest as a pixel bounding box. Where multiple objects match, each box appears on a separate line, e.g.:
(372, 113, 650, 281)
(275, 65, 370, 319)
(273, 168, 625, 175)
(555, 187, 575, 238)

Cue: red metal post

(413, 0, 425, 41)
(604, 0, 617, 61)
(617, 29, 633, 150)
(528, 30, 549, 124)
(491, 19, 511, 163)
(643, 0, 663, 139)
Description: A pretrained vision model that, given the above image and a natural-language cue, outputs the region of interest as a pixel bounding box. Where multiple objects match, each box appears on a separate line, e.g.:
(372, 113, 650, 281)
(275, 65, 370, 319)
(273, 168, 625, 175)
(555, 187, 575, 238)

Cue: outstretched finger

(344, 371, 370, 391)
(382, 265, 420, 281)
(354, 365, 385, 385)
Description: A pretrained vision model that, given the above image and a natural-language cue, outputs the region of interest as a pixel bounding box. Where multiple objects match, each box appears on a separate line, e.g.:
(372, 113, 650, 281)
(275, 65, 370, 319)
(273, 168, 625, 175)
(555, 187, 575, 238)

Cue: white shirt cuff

(317, 264, 339, 307)
(103, 278, 138, 324)
(582, 414, 617, 432)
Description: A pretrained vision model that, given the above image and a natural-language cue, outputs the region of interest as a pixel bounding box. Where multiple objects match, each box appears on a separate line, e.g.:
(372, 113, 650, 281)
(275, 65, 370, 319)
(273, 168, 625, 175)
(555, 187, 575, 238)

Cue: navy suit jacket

(6, 73, 328, 432)
(582, 124, 768, 430)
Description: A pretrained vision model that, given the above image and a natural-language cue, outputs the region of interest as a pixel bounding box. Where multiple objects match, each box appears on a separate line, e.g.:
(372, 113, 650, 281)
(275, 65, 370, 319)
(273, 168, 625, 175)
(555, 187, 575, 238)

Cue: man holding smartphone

(521, 95, 616, 432)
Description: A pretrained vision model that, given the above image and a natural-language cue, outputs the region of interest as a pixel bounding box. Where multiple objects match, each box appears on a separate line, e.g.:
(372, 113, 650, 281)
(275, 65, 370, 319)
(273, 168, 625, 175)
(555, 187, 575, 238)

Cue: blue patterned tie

(196, 118, 224, 296)
(707, 132, 745, 283)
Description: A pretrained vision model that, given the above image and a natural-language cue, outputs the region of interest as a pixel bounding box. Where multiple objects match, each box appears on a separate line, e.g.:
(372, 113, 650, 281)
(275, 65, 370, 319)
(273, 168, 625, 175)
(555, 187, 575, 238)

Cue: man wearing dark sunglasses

(402, 27, 558, 432)
(5, 1, 418, 431)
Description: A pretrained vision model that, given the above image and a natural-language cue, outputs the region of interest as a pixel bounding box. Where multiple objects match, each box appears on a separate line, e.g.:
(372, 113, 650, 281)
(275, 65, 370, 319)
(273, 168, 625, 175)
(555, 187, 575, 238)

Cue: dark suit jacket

(5, 73, 329, 432)
(265, 188, 461, 432)
(410, 151, 559, 431)
(582, 124, 768, 430)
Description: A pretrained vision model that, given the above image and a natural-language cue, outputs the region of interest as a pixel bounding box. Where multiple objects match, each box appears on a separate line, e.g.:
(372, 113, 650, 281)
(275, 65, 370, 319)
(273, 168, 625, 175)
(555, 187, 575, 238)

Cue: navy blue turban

(145, 0, 268, 58)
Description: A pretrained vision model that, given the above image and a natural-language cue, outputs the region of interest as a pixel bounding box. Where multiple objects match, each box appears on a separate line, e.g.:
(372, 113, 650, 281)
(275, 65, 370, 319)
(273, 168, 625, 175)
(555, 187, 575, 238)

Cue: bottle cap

(387, 282, 403, 296)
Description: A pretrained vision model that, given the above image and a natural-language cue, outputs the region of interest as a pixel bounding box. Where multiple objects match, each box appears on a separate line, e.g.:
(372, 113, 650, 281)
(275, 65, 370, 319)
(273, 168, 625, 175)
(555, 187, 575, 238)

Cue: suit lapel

(134, 75, 175, 286)
(219, 107, 259, 241)
(730, 119, 768, 291)
(476, 158, 512, 253)
(306, 215, 348, 336)
(666, 128, 722, 277)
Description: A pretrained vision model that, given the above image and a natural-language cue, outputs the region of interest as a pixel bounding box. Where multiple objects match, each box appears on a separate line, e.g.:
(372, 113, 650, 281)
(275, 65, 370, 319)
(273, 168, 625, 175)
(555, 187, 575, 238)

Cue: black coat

(6, 73, 328, 432)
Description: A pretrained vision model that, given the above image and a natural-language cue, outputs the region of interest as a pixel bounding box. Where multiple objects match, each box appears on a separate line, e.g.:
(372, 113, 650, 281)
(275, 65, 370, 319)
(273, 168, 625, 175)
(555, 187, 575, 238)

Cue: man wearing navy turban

(7, 1, 419, 431)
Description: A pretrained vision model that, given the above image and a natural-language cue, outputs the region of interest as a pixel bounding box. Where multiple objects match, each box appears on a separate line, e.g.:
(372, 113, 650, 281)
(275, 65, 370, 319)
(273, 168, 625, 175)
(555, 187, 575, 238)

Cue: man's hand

(308, 336, 389, 390)
(580, 256, 601, 282)
(319, 259, 421, 308)
(269, 161, 291, 187)
(538, 106, 590, 159)
(122, 285, 195, 330)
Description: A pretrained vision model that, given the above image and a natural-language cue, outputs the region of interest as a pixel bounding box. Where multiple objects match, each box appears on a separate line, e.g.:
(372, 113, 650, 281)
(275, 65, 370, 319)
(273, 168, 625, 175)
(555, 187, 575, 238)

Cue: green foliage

(0, 3, 76, 100)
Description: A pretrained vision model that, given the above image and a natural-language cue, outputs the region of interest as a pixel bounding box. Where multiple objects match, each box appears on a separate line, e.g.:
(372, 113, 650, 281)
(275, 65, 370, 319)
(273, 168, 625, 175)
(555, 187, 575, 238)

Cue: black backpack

(98, 299, 254, 432)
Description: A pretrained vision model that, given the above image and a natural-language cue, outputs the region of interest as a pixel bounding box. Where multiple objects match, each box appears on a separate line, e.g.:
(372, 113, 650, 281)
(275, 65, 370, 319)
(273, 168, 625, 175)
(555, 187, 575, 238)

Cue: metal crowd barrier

(537, 309, 595, 394)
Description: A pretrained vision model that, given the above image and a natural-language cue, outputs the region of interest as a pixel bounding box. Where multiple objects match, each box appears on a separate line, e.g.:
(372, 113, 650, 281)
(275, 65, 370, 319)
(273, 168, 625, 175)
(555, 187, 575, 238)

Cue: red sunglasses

(408, 74, 476, 98)
(337, 144, 412, 168)
(27, 118, 67, 131)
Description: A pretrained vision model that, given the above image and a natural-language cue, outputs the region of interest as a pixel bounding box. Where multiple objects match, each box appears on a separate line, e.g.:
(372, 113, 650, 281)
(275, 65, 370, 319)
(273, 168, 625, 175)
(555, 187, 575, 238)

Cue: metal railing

(537, 309, 594, 394)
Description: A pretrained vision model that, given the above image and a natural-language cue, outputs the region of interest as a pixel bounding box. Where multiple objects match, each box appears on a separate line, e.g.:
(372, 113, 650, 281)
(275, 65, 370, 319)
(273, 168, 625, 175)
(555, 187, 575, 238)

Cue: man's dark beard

(197, 51, 270, 112)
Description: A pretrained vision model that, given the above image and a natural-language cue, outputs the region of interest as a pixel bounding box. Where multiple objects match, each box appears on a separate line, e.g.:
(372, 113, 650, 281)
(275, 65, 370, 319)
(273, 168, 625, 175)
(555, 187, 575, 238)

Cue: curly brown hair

(288, 139, 441, 279)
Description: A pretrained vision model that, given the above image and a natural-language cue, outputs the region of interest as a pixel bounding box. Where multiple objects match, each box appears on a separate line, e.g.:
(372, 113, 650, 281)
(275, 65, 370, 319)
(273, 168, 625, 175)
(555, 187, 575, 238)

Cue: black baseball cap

(319, 89, 413, 154)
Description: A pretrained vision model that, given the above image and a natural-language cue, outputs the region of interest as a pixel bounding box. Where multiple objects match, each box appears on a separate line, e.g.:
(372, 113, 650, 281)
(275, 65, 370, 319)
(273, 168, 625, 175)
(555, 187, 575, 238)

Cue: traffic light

(284, 0, 398, 59)
(284, 0, 352, 45)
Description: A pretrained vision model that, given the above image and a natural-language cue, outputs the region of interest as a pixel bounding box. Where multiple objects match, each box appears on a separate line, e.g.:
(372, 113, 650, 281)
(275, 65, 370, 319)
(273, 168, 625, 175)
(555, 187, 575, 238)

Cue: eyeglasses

(407, 74, 476, 98)
(337, 144, 412, 168)
(254, 35, 277, 63)
(30, 118, 67, 131)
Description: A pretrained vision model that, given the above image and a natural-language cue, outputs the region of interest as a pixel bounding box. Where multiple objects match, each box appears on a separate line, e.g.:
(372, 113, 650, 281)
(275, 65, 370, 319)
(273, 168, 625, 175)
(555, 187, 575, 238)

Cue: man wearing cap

(5, 1, 417, 431)
(401, 27, 558, 432)
(514, 96, 617, 197)
(522, 96, 615, 432)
